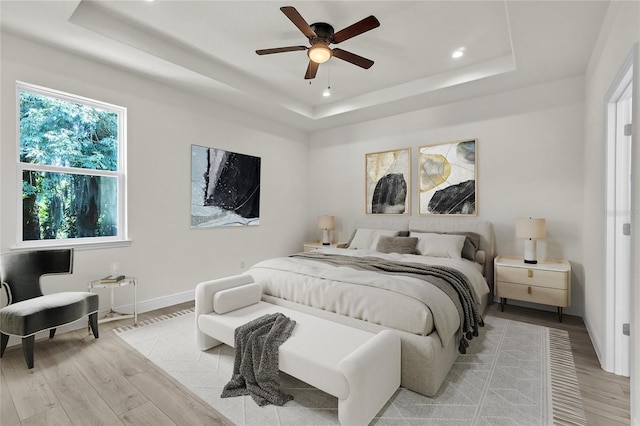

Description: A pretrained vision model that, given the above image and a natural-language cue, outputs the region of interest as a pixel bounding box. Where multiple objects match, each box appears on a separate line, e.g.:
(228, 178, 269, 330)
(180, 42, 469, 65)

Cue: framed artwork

(419, 139, 477, 216)
(191, 144, 261, 227)
(365, 148, 411, 215)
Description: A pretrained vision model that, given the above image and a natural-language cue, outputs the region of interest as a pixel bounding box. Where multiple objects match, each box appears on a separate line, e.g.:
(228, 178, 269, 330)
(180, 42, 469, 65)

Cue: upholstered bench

(195, 274, 401, 426)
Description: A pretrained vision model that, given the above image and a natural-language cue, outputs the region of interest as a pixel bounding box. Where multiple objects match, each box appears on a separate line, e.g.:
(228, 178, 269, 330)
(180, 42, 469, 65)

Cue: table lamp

(516, 218, 546, 264)
(317, 215, 335, 245)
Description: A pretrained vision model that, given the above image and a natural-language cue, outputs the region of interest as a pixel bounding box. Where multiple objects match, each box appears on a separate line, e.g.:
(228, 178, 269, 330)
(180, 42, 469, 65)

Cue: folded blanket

(221, 313, 296, 406)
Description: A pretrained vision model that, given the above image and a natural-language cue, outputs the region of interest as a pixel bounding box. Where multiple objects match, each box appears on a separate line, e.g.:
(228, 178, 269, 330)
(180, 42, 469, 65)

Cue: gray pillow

(455, 232, 481, 261)
(376, 236, 418, 254)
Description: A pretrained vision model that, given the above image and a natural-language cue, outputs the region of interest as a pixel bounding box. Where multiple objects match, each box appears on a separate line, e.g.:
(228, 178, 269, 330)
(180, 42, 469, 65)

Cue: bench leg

(338, 330, 401, 425)
(89, 312, 99, 338)
(22, 335, 35, 369)
(49, 328, 56, 339)
(0, 333, 8, 357)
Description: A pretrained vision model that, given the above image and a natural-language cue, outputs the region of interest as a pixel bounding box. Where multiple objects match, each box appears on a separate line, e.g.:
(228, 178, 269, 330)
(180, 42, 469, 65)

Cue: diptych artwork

(191, 145, 261, 227)
(365, 148, 411, 215)
(419, 139, 477, 215)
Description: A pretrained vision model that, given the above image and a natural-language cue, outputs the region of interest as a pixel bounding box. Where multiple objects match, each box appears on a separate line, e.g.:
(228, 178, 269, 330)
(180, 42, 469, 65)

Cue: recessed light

(452, 48, 465, 59)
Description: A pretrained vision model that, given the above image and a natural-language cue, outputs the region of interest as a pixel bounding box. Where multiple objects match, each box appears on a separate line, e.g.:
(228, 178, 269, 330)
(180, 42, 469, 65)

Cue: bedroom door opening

(605, 58, 633, 377)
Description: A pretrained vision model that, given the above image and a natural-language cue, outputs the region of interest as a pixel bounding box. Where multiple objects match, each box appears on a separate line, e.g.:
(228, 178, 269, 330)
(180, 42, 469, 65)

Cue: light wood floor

(1, 302, 631, 425)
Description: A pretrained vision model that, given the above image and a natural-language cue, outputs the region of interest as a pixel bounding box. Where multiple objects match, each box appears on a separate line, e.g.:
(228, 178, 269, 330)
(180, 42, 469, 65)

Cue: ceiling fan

(256, 6, 380, 80)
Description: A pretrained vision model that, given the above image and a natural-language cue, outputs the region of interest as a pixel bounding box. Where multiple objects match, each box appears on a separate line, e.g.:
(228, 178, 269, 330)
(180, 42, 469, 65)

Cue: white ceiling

(1, 0, 610, 133)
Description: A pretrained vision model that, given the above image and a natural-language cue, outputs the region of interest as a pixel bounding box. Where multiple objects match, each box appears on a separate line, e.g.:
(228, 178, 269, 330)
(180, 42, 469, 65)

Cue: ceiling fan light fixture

(452, 47, 465, 59)
(308, 44, 332, 64)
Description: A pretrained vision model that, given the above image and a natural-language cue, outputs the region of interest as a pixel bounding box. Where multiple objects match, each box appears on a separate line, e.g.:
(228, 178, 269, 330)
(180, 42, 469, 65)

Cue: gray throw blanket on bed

(290, 252, 483, 353)
(221, 313, 296, 406)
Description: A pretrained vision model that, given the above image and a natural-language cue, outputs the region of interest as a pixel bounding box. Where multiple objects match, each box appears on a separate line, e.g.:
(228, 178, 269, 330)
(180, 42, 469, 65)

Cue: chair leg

(89, 312, 99, 339)
(49, 328, 56, 339)
(0, 333, 8, 357)
(22, 335, 35, 369)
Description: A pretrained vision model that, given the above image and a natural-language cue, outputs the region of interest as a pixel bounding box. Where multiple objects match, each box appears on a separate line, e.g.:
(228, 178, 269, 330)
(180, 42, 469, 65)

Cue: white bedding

(248, 247, 489, 347)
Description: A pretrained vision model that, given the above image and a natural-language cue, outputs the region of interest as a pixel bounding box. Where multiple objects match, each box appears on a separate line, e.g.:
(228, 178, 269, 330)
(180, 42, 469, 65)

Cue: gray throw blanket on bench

(221, 313, 296, 406)
(290, 252, 483, 353)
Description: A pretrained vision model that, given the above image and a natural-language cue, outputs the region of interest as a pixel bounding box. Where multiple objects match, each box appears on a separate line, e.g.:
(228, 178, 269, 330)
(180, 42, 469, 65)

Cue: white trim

(629, 42, 640, 426)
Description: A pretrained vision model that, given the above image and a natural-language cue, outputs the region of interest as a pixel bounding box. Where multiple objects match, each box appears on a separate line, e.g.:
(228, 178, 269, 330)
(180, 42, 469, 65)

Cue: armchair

(0, 248, 99, 368)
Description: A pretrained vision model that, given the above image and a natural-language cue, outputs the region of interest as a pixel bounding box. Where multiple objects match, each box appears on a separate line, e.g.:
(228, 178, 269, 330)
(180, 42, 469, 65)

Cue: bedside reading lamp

(516, 218, 546, 264)
(317, 215, 335, 245)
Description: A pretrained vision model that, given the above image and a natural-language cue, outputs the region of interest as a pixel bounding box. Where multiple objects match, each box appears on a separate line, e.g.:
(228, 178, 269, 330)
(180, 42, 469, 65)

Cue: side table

(494, 255, 571, 322)
(88, 276, 138, 326)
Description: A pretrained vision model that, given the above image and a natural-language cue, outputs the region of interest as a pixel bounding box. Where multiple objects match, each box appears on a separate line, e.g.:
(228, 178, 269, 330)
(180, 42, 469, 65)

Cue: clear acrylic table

(88, 276, 138, 326)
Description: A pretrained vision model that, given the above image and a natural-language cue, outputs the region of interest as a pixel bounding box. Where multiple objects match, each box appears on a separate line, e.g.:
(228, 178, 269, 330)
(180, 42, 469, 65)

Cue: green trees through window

(18, 84, 126, 244)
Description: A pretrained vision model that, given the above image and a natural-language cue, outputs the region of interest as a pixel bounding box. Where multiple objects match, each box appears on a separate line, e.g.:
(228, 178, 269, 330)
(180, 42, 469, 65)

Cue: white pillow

(409, 232, 466, 259)
(348, 228, 398, 250)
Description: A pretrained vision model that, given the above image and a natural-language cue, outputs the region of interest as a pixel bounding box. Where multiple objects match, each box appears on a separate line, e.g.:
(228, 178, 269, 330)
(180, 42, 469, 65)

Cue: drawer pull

(528, 270, 533, 278)
(528, 286, 532, 294)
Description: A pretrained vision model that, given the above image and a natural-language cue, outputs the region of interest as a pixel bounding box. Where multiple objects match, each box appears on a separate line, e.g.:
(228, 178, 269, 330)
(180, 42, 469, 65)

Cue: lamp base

(322, 229, 330, 245)
(523, 239, 537, 264)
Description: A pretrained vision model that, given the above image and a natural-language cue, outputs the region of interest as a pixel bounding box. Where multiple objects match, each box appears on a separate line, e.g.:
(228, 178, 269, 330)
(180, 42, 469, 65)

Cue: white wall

(308, 76, 586, 316)
(581, 1, 639, 421)
(1, 33, 310, 319)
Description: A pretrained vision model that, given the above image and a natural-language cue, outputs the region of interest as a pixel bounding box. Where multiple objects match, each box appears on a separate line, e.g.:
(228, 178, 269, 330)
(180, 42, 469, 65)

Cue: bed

(247, 218, 494, 397)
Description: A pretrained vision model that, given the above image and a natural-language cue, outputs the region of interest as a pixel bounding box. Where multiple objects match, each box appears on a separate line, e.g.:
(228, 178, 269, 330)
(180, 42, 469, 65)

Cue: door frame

(604, 48, 634, 376)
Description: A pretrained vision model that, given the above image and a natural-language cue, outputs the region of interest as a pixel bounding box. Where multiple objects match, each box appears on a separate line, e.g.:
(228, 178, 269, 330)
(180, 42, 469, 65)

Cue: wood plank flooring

(1, 302, 631, 425)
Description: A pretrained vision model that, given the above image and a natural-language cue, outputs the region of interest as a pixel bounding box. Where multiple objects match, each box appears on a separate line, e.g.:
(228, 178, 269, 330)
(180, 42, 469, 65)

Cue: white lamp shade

(317, 215, 335, 230)
(516, 218, 546, 239)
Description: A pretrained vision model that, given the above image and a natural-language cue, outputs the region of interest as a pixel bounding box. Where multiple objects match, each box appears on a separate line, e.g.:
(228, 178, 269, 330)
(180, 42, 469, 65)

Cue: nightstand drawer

(496, 281, 569, 307)
(496, 266, 568, 289)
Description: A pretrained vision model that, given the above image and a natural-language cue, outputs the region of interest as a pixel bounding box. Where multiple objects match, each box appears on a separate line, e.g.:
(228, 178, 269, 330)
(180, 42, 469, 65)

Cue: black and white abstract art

(419, 139, 477, 216)
(191, 145, 261, 227)
(365, 148, 411, 215)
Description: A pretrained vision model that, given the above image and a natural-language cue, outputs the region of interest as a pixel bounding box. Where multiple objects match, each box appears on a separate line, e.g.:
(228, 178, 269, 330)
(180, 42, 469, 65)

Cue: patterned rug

(115, 309, 586, 425)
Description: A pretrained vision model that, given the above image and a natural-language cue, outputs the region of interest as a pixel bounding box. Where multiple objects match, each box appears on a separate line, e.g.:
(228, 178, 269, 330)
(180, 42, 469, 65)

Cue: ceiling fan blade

(304, 60, 319, 79)
(256, 46, 307, 55)
(332, 48, 374, 69)
(332, 15, 380, 44)
(280, 6, 317, 39)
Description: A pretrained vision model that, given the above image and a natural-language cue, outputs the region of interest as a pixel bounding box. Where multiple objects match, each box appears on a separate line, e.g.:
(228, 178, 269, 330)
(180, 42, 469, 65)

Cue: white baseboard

(107, 289, 195, 315)
(583, 315, 606, 371)
(3, 290, 195, 349)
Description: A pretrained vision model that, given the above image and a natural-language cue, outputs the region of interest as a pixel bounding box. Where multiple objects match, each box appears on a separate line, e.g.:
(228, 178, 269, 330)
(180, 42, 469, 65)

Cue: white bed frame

(260, 218, 495, 397)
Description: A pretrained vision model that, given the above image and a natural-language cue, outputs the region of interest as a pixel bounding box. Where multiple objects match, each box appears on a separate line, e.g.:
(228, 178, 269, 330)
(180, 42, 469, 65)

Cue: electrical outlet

(239, 260, 246, 269)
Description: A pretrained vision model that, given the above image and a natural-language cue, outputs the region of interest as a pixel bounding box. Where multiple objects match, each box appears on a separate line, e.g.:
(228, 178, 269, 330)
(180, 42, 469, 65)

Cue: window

(17, 82, 128, 248)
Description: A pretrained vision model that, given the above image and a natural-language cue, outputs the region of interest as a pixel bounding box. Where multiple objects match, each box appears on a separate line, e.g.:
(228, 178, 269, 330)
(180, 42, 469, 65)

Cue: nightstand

(303, 241, 347, 252)
(494, 255, 571, 322)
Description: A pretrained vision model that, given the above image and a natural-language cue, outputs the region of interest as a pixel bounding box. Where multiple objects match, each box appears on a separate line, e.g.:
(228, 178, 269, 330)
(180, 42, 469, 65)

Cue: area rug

(115, 309, 586, 425)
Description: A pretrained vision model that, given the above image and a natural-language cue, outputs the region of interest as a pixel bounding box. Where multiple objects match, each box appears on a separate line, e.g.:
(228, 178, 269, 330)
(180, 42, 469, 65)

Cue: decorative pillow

(409, 232, 466, 259)
(376, 236, 419, 254)
(409, 230, 481, 261)
(455, 232, 481, 261)
(347, 228, 398, 250)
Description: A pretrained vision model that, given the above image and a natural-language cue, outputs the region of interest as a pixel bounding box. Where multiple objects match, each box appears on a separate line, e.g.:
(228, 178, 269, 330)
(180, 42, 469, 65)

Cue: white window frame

(15, 81, 129, 249)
